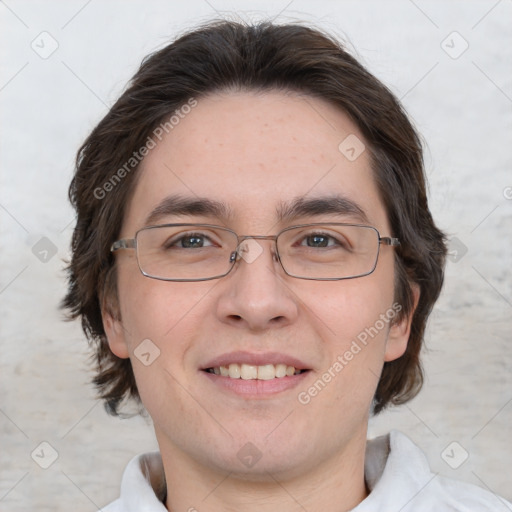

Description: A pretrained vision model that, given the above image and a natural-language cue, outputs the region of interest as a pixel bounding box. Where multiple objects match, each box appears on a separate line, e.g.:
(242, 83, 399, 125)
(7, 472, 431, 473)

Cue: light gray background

(1, 1, 511, 510)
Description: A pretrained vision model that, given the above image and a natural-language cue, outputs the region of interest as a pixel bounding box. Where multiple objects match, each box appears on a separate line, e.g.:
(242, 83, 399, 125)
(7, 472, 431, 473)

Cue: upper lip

(201, 351, 310, 371)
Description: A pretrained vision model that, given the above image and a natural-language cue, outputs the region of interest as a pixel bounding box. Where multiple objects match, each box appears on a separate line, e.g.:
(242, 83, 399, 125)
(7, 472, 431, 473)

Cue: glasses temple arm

(379, 237, 400, 247)
(111, 239, 136, 252)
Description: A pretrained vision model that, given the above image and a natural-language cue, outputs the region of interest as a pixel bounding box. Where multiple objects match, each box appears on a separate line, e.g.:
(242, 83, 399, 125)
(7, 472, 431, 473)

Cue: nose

(215, 238, 299, 331)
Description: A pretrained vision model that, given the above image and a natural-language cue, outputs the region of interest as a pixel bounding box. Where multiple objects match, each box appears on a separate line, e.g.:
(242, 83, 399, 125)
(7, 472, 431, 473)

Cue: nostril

(269, 315, 287, 325)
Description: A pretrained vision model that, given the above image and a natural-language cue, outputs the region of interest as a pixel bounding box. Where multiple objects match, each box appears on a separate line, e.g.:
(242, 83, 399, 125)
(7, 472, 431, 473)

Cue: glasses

(111, 223, 400, 282)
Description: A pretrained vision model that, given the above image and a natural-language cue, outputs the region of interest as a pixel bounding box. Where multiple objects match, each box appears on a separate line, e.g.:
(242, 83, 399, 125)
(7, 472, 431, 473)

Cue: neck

(157, 429, 369, 512)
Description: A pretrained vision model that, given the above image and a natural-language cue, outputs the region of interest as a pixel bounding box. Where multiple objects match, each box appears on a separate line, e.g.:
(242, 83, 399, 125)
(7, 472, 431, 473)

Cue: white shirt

(103, 430, 512, 511)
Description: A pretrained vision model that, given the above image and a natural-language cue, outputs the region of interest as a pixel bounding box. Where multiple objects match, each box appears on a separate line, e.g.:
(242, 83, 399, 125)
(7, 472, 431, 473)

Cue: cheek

(301, 267, 396, 387)
(116, 258, 214, 343)
(299, 282, 395, 418)
(307, 268, 395, 341)
(115, 274, 215, 411)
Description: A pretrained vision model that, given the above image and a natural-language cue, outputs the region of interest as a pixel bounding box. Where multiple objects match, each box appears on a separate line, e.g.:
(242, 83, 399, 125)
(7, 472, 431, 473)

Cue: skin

(104, 91, 417, 512)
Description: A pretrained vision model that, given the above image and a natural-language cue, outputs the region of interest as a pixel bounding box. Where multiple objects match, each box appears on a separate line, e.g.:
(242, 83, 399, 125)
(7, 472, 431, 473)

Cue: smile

(204, 363, 308, 380)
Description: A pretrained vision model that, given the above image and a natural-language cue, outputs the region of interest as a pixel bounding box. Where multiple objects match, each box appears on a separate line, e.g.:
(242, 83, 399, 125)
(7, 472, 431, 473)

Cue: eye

(300, 233, 342, 248)
(166, 232, 215, 249)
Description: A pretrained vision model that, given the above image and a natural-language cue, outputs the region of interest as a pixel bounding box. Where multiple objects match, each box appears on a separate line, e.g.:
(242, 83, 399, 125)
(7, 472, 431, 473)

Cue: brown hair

(62, 20, 447, 416)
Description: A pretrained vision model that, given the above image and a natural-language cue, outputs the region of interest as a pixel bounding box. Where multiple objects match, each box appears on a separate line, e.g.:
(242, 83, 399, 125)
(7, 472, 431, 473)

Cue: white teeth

(257, 364, 275, 380)
(240, 364, 258, 380)
(208, 363, 305, 380)
(228, 363, 241, 379)
(275, 363, 287, 378)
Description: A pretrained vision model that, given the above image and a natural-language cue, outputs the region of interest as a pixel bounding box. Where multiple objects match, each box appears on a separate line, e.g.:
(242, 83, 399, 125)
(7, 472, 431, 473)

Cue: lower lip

(201, 370, 310, 398)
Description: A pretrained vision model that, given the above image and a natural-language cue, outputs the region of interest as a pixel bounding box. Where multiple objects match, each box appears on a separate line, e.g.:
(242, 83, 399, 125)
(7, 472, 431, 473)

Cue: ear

(103, 310, 130, 359)
(384, 283, 420, 362)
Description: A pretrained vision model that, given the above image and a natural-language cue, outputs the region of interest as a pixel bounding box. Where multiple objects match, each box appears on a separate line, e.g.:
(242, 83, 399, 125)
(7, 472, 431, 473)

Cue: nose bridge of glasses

(238, 235, 278, 241)
(233, 235, 279, 265)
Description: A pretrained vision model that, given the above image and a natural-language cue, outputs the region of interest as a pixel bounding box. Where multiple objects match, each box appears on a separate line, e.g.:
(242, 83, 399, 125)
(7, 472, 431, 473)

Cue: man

(63, 20, 511, 511)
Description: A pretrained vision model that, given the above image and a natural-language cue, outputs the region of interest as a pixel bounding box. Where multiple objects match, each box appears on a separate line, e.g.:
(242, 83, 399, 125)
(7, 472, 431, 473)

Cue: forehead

(122, 91, 388, 233)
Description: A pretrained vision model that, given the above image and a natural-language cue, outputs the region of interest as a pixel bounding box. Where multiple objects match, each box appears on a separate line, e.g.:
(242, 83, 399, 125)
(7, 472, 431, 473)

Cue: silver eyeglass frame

(110, 223, 400, 282)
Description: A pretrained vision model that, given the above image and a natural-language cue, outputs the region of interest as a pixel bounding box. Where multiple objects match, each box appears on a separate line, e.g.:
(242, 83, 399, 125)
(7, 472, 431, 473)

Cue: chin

(197, 429, 320, 482)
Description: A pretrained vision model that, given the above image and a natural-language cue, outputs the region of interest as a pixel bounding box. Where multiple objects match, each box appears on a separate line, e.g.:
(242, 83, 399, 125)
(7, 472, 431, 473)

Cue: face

(104, 91, 413, 480)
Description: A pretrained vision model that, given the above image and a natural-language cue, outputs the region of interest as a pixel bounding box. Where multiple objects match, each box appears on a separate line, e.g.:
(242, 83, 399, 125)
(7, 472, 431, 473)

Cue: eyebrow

(144, 194, 369, 226)
(276, 195, 369, 224)
(145, 194, 234, 226)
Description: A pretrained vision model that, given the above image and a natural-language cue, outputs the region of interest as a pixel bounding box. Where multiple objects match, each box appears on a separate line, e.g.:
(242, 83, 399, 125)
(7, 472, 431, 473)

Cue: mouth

(203, 363, 309, 380)
(200, 353, 312, 397)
